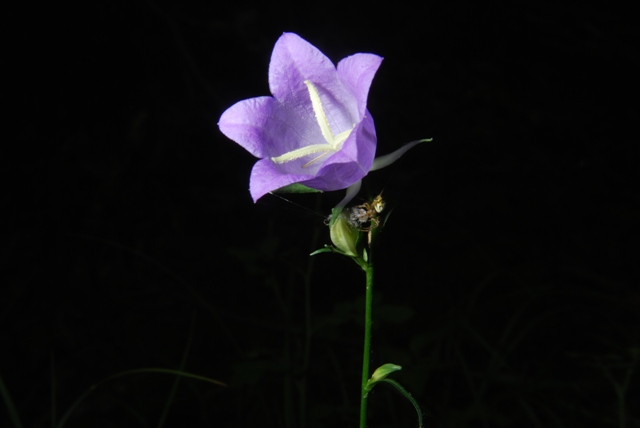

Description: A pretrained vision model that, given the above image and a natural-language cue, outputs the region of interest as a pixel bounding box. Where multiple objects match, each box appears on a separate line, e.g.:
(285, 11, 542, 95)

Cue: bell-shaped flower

(219, 32, 383, 202)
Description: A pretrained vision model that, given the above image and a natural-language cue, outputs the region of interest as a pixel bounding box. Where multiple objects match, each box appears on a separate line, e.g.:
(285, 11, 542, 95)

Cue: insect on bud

(330, 211, 360, 257)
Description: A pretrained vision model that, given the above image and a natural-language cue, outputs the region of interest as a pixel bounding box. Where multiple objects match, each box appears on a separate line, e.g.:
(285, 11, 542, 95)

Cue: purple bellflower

(219, 33, 426, 203)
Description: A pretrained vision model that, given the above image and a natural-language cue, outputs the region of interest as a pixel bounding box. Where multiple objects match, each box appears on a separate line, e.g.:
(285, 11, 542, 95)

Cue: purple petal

(218, 96, 276, 158)
(337, 54, 383, 119)
(249, 158, 313, 202)
(302, 113, 377, 190)
(269, 33, 358, 133)
(269, 33, 339, 103)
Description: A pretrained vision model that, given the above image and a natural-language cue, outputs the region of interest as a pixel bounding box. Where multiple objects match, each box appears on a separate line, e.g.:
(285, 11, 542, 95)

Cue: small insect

(349, 192, 385, 244)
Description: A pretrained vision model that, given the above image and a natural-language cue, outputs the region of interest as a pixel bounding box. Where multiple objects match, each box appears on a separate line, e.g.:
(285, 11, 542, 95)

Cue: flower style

(219, 33, 383, 202)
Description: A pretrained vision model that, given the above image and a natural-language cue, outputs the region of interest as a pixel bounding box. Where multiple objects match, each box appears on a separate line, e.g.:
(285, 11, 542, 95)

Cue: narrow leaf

(379, 379, 424, 428)
(365, 363, 402, 391)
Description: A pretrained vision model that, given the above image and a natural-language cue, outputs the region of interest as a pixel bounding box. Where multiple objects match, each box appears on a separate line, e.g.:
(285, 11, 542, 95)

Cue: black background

(3, 1, 639, 427)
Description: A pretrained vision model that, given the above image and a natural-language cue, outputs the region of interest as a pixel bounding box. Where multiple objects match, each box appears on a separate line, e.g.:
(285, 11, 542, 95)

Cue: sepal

(271, 183, 323, 194)
(370, 138, 433, 171)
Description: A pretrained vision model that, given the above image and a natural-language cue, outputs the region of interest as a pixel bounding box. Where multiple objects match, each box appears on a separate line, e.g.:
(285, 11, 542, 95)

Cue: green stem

(359, 261, 374, 428)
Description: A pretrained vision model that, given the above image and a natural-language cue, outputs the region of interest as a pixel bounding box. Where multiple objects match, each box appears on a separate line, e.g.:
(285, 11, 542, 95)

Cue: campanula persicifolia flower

(219, 32, 383, 202)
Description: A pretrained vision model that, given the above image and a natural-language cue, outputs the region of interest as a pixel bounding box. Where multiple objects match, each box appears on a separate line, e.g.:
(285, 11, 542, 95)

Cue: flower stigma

(270, 80, 354, 168)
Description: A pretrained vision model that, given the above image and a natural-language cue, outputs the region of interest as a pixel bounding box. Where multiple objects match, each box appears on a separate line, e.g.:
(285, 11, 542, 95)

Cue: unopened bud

(330, 211, 359, 257)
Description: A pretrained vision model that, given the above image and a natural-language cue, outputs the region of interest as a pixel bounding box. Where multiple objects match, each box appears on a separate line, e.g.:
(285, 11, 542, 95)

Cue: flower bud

(330, 211, 360, 257)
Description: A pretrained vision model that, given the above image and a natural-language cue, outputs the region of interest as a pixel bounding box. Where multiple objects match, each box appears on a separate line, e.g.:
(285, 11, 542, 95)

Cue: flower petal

(337, 54, 383, 119)
(303, 113, 376, 191)
(269, 33, 340, 103)
(218, 96, 276, 158)
(249, 158, 313, 202)
(269, 33, 357, 140)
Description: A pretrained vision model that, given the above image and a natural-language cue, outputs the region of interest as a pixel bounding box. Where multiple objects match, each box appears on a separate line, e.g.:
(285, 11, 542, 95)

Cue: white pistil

(271, 80, 353, 167)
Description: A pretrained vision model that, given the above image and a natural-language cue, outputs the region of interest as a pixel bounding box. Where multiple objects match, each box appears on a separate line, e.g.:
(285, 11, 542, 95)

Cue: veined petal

(334, 128, 354, 148)
(250, 158, 313, 202)
(302, 113, 376, 191)
(337, 54, 384, 119)
(269, 33, 357, 138)
(269, 33, 338, 102)
(218, 97, 277, 158)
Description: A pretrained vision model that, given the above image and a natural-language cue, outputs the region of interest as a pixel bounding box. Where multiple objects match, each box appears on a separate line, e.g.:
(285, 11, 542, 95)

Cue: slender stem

(359, 261, 374, 428)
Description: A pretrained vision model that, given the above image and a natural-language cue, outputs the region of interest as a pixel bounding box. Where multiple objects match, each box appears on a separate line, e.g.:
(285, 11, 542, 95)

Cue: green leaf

(310, 246, 334, 256)
(365, 363, 402, 391)
(272, 183, 323, 194)
(377, 379, 424, 428)
(365, 365, 424, 428)
(56, 369, 226, 428)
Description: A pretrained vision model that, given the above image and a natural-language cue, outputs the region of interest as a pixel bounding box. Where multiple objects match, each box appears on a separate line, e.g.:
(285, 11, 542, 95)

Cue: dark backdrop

(4, 1, 639, 427)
